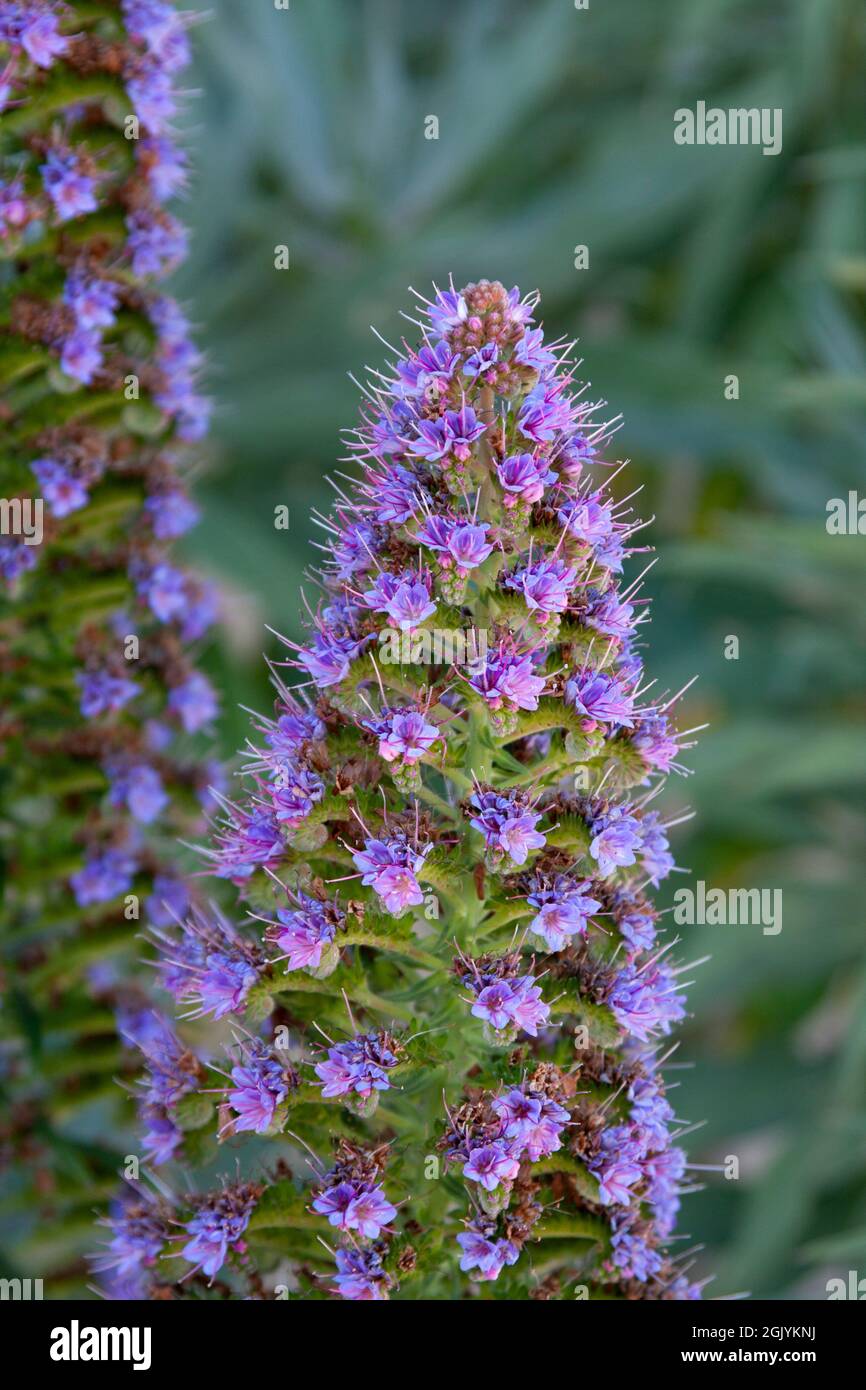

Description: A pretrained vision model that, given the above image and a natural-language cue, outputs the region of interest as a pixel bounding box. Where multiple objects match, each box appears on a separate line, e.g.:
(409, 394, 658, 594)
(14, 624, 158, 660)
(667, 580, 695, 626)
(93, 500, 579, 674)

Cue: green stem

(264, 972, 416, 1023)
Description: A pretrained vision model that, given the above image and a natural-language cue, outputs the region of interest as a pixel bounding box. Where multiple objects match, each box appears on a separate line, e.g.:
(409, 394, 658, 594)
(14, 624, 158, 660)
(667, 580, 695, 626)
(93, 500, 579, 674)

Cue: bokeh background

(174, 0, 866, 1298)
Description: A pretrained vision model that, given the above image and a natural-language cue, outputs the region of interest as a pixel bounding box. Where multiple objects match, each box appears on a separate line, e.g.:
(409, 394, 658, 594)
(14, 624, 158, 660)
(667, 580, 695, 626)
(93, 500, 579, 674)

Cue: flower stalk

(108, 276, 704, 1301)
(0, 0, 216, 1290)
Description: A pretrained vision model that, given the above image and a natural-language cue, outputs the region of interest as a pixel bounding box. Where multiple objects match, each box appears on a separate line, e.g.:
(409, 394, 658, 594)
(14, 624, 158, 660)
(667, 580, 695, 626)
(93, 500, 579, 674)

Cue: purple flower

(368, 462, 424, 524)
(523, 1097, 570, 1161)
(629, 1076, 675, 1151)
(148, 294, 191, 338)
(314, 1034, 399, 1100)
(585, 587, 636, 639)
(297, 633, 353, 686)
(60, 329, 103, 384)
(122, 0, 192, 72)
(18, 10, 70, 68)
(93, 1192, 167, 1283)
(181, 1186, 258, 1281)
(470, 976, 549, 1038)
(41, 151, 97, 221)
(140, 135, 189, 199)
(496, 452, 557, 505)
(409, 417, 454, 463)
(227, 1040, 292, 1133)
(127, 210, 187, 277)
(127, 67, 179, 135)
(178, 580, 217, 641)
(499, 813, 547, 865)
(445, 522, 493, 572)
(144, 718, 174, 752)
(267, 761, 324, 827)
(140, 1105, 183, 1165)
(196, 952, 259, 1020)
(261, 703, 326, 755)
(144, 488, 199, 539)
(589, 806, 643, 877)
(514, 328, 556, 373)
(409, 406, 486, 462)
(558, 432, 597, 482)
(463, 1141, 520, 1191)
(395, 340, 460, 398)
(492, 1088, 570, 1161)
(469, 653, 544, 711)
(160, 384, 211, 442)
(644, 1146, 687, 1227)
(153, 315, 206, 426)
(631, 712, 680, 775)
(372, 863, 425, 914)
(352, 833, 429, 915)
(468, 789, 546, 864)
(505, 285, 536, 327)
(611, 1227, 664, 1282)
(332, 1247, 390, 1301)
(311, 1181, 355, 1229)
(146, 874, 189, 927)
(639, 811, 675, 885)
(327, 520, 379, 580)
(343, 1184, 398, 1239)
(470, 980, 518, 1033)
(271, 895, 339, 973)
(367, 708, 439, 764)
(30, 458, 88, 517)
(76, 669, 140, 718)
(462, 342, 498, 379)
(505, 984, 544, 1039)
(360, 569, 400, 610)
(565, 669, 635, 729)
(119, 1009, 196, 1114)
(456, 1227, 519, 1281)
(608, 961, 686, 1042)
(153, 906, 262, 1020)
(492, 1088, 542, 1138)
(426, 287, 468, 335)
(591, 1151, 644, 1207)
(468, 646, 546, 712)
(137, 562, 187, 622)
(71, 847, 137, 906)
(168, 672, 218, 733)
(517, 381, 575, 443)
(617, 638, 644, 686)
(107, 762, 169, 824)
(0, 178, 28, 235)
(207, 804, 283, 881)
(414, 513, 456, 553)
(365, 570, 436, 632)
(505, 555, 576, 615)
(558, 492, 615, 546)
(153, 327, 200, 380)
(618, 903, 657, 952)
(526, 877, 601, 951)
(64, 272, 118, 330)
(313, 1181, 396, 1239)
(359, 400, 417, 460)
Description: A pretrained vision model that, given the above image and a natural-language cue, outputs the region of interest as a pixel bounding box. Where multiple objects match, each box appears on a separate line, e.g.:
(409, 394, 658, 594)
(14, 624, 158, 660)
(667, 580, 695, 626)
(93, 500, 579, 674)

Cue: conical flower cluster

(0, 1, 216, 1283)
(110, 276, 704, 1301)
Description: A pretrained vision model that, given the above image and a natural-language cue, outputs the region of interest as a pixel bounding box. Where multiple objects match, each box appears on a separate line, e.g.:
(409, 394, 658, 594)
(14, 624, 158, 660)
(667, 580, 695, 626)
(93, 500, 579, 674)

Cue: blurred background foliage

(171, 0, 866, 1298)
